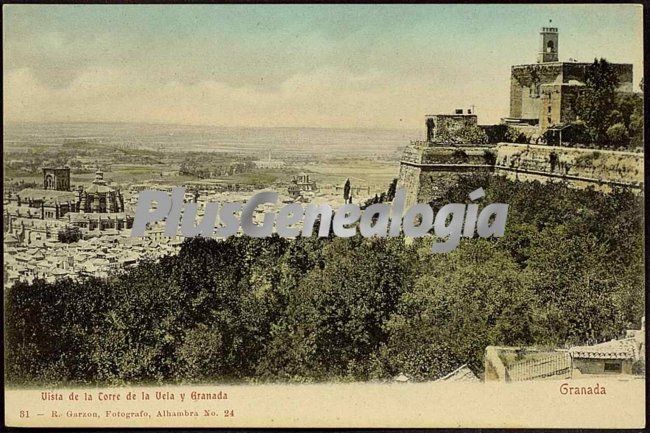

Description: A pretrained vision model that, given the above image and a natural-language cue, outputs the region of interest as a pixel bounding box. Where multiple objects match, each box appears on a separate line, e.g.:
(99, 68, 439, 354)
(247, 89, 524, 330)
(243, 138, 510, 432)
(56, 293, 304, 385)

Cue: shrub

(606, 123, 629, 147)
(57, 226, 82, 243)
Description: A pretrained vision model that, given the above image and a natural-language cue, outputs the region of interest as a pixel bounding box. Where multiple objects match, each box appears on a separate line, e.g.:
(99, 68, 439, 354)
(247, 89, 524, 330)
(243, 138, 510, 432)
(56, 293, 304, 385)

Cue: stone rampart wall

(398, 142, 644, 205)
(494, 143, 644, 192)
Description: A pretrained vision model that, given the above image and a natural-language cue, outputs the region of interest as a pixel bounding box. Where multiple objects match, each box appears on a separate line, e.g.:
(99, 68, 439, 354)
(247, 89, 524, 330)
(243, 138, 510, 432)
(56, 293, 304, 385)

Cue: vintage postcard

(3, 3, 645, 429)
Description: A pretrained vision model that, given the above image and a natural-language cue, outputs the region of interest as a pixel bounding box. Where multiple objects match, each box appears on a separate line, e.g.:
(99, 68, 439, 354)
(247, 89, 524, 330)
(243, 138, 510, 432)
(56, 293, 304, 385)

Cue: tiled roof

(569, 338, 639, 360)
(4, 234, 19, 243)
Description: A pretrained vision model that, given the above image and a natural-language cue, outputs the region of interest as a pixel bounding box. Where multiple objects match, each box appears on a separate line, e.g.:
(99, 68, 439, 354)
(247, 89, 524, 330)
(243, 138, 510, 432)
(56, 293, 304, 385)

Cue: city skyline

(3, 4, 644, 129)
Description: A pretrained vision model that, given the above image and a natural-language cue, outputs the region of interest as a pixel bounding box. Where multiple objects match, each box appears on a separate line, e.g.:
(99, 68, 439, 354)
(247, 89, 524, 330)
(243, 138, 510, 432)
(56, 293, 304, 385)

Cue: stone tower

(537, 26, 558, 63)
(508, 25, 632, 131)
(397, 112, 494, 207)
(42, 167, 71, 191)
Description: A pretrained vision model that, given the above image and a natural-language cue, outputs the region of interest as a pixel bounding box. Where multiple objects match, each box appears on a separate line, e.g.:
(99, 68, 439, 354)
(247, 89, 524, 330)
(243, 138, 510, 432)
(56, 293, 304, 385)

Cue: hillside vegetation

(5, 176, 644, 385)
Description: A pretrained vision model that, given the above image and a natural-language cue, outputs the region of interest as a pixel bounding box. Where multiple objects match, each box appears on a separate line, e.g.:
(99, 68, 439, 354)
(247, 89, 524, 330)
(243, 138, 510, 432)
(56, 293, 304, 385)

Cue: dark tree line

(5, 175, 644, 385)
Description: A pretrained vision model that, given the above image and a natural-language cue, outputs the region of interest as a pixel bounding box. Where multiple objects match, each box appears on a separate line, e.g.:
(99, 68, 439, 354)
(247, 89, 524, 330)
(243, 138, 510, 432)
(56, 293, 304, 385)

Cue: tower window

(547, 40, 554, 53)
(45, 175, 54, 189)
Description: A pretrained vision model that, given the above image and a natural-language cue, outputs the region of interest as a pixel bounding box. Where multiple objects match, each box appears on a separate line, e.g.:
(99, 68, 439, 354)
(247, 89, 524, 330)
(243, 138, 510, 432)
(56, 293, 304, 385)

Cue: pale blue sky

(3, 4, 644, 128)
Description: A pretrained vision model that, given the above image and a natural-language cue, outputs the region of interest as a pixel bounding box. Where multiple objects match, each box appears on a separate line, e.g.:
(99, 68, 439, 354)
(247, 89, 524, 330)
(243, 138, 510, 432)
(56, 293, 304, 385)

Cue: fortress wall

(415, 165, 493, 205)
(397, 164, 422, 209)
(494, 143, 644, 192)
(398, 142, 644, 207)
(398, 144, 495, 206)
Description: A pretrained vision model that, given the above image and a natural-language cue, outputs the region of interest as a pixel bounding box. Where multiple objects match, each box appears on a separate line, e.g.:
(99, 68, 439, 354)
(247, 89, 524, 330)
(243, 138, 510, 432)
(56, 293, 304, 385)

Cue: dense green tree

(259, 236, 414, 381)
(482, 124, 528, 144)
(4, 174, 644, 385)
(343, 178, 351, 201)
(57, 226, 82, 243)
(575, 58, 620, 144)
(615, 92, 644, 148)
(606, 123, 629, 147)
(385, 240, 536, 377)
(437, 124, 488, 144)
(386, 178, 398, 201)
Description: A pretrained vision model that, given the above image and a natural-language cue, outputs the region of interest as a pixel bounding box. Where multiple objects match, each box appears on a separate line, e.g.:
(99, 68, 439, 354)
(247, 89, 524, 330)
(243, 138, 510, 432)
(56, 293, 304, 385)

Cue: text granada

(191, 390, 228, 402)
(560, 382, 606, 395)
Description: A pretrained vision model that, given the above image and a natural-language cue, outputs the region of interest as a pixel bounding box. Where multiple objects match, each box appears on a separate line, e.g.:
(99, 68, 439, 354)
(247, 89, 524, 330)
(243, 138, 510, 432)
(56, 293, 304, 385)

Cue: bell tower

(43, 167, 71, 191)
(537, 25, 558, 63)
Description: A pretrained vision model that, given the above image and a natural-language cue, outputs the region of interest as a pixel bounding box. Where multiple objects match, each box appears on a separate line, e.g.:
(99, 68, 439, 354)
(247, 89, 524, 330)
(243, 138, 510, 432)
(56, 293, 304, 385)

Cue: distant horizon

(4, 4, 643, 128)
(3, 119, 420, 132)
(3, 120, 417, 156)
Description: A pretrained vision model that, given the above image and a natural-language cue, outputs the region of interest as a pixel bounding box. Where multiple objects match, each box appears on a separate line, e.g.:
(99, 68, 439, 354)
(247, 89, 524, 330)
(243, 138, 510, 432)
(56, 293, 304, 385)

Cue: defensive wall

(397, 142, 644, 206)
